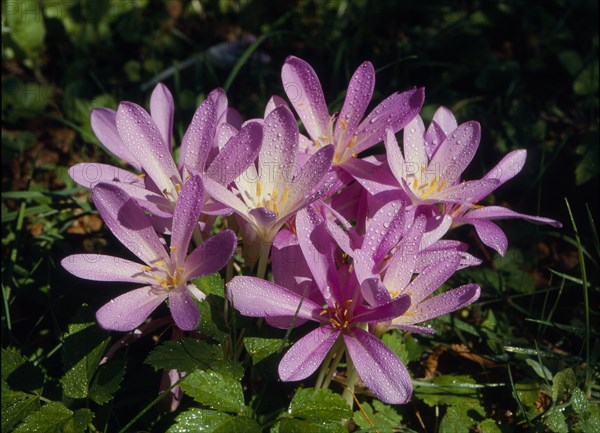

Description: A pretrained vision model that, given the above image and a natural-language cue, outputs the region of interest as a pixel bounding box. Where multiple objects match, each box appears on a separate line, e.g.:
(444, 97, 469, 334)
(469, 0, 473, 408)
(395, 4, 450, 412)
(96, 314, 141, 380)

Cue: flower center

(255, 181, 290, 216)
(410, 174, 447, 200)
(141, 260, 185, 292)
(313, 115, 358, 165)
(320, 299, 353, 331)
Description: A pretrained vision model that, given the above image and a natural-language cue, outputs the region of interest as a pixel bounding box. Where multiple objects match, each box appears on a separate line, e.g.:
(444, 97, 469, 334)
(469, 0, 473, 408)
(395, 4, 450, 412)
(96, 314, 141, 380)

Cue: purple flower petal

(359, 277, 393, 305)
(96, 286, 168, 331)
(424, 121, 446, 160)
(354, 87, 425, 154)
(428, 121, 480, 184)
(481, 149, 526, 192)
(171, 176, 204, 265)
(69, 163, 143, 189)
(227, 276, 323, 321)
(179, 96, 217, 174)
(61, 254, 154, 284)
(334, 61, 375, 142)
(401, 284, 480, 324)
(435, 179, 501, 205)
(116, 102, 181, 197)
(259, 106, 298, 192)
(92, 183, 169, 266)
(353, 292, 411, 322)
(90, 108, 141, 170)
(169, 288, 200, 331)
(281, 56, 330, 142)
(385, 128, 406, 184)
(184, 230, 236, 279)
(343, 328, 412, 404)
(207, 87, 228, 121)
(204, 177, 252, 223)
(384, 214, 426, 290)
(466, 205, 562, 227)
(403, 253, 461, 304)
(469, 219, 508, 255)
(402, 116, 428, 172)
(150, 83, 174, 152)
(206, 122, 263, 185)
(279, 326, 340, 381)
(92, 181, 173, 218)
(431, 106, 458, 136)
(264, 95, 289, 117)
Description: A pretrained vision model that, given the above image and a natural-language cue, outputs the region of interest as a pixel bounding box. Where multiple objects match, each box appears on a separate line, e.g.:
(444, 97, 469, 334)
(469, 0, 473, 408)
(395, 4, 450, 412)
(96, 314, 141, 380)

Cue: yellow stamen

(273, 201, 279, 215)
(351, 153, 358, 158)
(347, 135, 358, 148)
(437, 179, 447, 192)
(137, 173, 146, 178)
(170, 246, 177, 251)
(340, 119, 347, 130)
(330, 319, 342, 328)
(256, 180, 262, 197)
(421, 176, 439, 198)
(471, 204, 484, 209)
(272, 189, 279, 201)
(282, 186, 289, 204)
(412, 177, 419, 189)
(155, 260, 165, 267)
(175, 183, 181, 193)
(319, 310, 328, 316)
(141, 266, 152, 272)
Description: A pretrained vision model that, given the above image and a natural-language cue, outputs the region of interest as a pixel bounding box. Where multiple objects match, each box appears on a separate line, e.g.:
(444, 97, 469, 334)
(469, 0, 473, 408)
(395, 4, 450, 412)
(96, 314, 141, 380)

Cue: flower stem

(321, 346, 345, 389)
(341, 356, 358, 408)
(255, 241, 271, 279)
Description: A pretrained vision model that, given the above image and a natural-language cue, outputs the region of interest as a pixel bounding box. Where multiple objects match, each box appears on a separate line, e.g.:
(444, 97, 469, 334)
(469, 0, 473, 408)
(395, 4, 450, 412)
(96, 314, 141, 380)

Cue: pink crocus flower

(228, 207, 414, 404)
(382, 107, 561, 255)
(281, 56, 425, 174)
(68, 84, 263, 226)
(62, 176, 236, 331)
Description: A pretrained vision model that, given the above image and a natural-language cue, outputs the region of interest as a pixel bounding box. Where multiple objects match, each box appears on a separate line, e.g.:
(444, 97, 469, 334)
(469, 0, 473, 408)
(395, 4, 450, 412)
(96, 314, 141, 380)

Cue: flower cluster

(63, 56, 560, 406)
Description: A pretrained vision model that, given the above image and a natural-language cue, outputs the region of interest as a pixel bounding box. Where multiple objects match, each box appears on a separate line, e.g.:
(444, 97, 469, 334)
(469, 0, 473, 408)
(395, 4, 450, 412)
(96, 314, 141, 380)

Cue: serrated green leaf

(13, 402, 92, 433)
(181, 370, 245, 413)
(288, 388, 352, 423)
(198, 297, 229, 342)
(381, 331, 410, 365)
(89, 354, 126, 405)
(546, 410, 568, 433)
(243, 337, 284, 364)
(571, 387, 589, 414)
(61, 307, 110, 399)
(278, 418, 347, 433)
(352, 400, 402, 432)
(579, 407, 600, 433)
(480, 418, 505, 433)
(193, 273, 225, 297)
(2, 347, 44, 392)
(146, 338, 223, 372)
(1, 387, 41, 432)
(552, 368, 576, 403)
(439, 406, 472, 433)
(167, 408, 261, 433)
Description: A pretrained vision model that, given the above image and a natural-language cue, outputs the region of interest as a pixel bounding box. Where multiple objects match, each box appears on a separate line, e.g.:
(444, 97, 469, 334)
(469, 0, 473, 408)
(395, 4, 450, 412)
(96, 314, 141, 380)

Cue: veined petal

(403, 253, 461, 304)
(264, 95, 290, 117)
(354, 291, 410, 322)
(90, 108, 141, 170)
(334, 61, 375, 142)
(469, 218, 508, 255)
(96, 286, 168, 332)
(424, 120, 446, 160)
(61, 254, 154, 284)
(259, 106, 299, 194)
(116, 102, 181, 197)
(403, 116, 428, 172)
(179, 96, 217, 174)
(366, 200, 405, 265)
(171, 176, 204, 265)
(384, 214, 426, 290)
(428, 121, 480, 184)
(434, 179, 501, 205)
(281, 56, 330, 141)
(206, 122, 263, 185)
(359, 277, 393, 305)
(150, 83, 174, 152)
(344, 328, 412, 404)
(204, 177, 252, 223)
(94, 181, 173, 218)
(184, 230, 237, 280)
(169, 289, 200, 331)
(420, 215, 452, 249)
(279, 326, 340, 381)
(398, 284, 480, 325)
(481, 149, 526, 193)
(92, 183, 168, 265)
(466, 205, 562, 227)
(69, 163, 143, 189)
(284, 145, 334, 214)
(341, 156, 398, 196)
(227, 276, 323, 321)
(354, 87, 425, 154)
(385, 128, 406, 184)
(207, 87, 228, 121)
(216, 122, 238, 150)
(431, 106, 458, 136)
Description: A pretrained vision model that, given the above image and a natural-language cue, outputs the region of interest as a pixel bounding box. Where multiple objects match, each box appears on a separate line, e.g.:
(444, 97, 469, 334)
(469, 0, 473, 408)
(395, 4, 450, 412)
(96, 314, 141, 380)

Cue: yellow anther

(330, 319, 342, 328)
(472, 204, 484, 209)
(412, 177, 419, 189)
(421, 166, 426, 174)
(347, 135, 358, 148)
(322, 135, 329, 141)
(137, 173, 146, 178)
(175, 183, 182, 193)
(282, 186, 289, 204)
(437, 179, 447, 192)
(170, 246, 177, 251)
(141, 266, 152, 272)
(340, 119, 347, 130)
(155, 260, 165, 267)
(256, 180, 262, 197)
(351, 153, 358, 158)
(272, 189, 279, 201)
(421, 180, 439, 198)
(273, 201, 279, 215)
(314, 140, 321, 148)
(320, 310, 328, 316)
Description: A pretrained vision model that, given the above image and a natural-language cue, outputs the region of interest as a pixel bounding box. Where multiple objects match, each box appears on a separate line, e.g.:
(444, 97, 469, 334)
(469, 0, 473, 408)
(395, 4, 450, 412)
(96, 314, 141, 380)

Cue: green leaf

(278, 418, 346, 433)
(415, 375, 481, 407)
(243, 337, 284, 364)
(287, 388, 352, 423)
(193, 273, 225, 297)
(353, 400, 402, 432)
(60, 306, 110, 399)
(525, 358, 553, 381)
(571, 387, 589, 414)
(198, 297, 229, 342)
(480, 418, 506, 433)
(13, 402, 92, 433)
(2, 387, 41, 433)
(552, 368, 576, 403)
(575, 139, 599, 185)
(6, 0, 46, 58)
(89, 354, 126, 405)
(578, 406, 600, 433)
(439, 406, 473, 433)
(167, 409, 261, 433)
(181, 370, 246, 413)
(546, 410, 568, 433)
(381, 331, 410, 364)
(146, 338, 223, 372)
